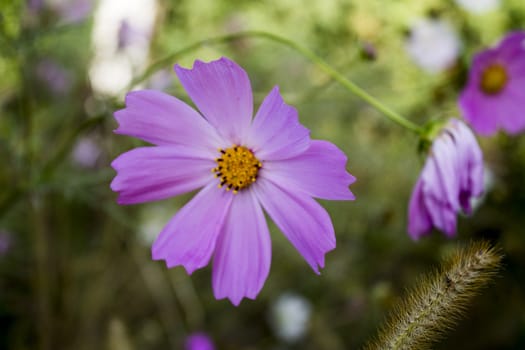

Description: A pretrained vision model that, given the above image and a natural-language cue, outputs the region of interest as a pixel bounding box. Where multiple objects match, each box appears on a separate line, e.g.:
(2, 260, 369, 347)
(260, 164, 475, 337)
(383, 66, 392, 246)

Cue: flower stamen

(212, 145, 262, 194)
(479, 63, 508, 95)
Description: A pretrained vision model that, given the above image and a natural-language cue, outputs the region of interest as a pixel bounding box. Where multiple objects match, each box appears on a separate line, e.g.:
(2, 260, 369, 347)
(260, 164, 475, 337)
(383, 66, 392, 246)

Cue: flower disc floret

(479, 63, 507, 95)
(213, 145, 262, 193)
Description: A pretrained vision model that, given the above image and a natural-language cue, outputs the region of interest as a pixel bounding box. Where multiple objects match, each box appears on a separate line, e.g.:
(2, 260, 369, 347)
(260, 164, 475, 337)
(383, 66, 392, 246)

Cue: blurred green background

(1, 0, 525, 349)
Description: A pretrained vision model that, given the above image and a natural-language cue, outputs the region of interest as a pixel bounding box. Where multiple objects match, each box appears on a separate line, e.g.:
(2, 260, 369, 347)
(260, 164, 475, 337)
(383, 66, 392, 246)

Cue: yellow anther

(480, 63, 508, 95)
(213, 145, 262, 194)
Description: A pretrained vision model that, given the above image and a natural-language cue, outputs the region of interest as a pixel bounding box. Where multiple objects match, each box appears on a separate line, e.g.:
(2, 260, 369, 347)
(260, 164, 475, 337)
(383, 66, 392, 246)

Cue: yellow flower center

(479, 64, 508, 95)
(212, 145, 262, 194)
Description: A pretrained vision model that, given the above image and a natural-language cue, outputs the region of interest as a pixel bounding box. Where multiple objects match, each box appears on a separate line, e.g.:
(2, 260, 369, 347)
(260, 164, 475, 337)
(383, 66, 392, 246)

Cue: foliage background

(1, 0, 525, 349)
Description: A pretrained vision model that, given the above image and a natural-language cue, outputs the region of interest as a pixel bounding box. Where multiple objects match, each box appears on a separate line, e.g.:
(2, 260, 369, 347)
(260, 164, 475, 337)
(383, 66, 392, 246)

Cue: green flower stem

(132, 30, 424, 134)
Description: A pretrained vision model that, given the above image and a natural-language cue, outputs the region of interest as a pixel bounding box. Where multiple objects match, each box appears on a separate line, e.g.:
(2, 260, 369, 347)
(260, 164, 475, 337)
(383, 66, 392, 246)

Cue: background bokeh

(1, 0, 525, 349)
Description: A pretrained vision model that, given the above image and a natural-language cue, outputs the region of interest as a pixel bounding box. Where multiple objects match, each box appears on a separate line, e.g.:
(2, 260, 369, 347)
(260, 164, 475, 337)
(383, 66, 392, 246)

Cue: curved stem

(132, 30, 424, 134)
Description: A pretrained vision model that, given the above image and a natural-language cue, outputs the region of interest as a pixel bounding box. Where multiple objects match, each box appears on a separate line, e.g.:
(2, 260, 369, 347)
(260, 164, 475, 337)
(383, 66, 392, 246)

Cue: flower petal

(494, 91, 525, 134)
(423, 191, 457, 237)
(459, 88, 499, 135)
(450, 119, 484, 212)
(152, 183, 233, 274)
(261, 140, 355, 200)
(407, 177, 433, 240)
(175, 57, 253, 143)
(420, 155, 458, 236)
(114, 90, 224, 152)
(496, 31, 525, 62)
(110, 146, 214, 204)
(246, 86, 310, 160)
(212, 190, 271, 306)
(428, 132, 460, 210)
(253, 178, 335, 274)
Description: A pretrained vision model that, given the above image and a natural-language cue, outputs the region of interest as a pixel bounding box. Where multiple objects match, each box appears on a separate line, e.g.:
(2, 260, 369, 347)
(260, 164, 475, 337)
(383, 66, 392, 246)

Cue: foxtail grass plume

(364, 241, 502, 350)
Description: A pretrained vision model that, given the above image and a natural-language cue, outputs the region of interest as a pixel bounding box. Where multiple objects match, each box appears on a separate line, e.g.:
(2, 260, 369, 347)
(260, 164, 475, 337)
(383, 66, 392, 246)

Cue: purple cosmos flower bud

(459, 31, 525, 135)
(360, 41, 377, 61)
(110, 57, 356, 305)
(408, 119, 484, 239)
(184, 332, 215, 350)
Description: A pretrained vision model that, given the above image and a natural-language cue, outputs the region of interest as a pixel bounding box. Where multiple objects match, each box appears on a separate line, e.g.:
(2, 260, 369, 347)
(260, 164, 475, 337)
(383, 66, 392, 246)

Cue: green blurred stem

(31, 195, 52, 350)
(131, 30, 423, 134)
(0, 116, 106, 219)
(0, 188, 23, 218)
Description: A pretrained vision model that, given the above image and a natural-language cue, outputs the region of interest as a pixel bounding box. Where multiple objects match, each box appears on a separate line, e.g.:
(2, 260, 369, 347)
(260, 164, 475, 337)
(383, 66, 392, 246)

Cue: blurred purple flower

(117, 19, 151, 51)
(72, 137, 101, 168)
(147, 69, 173, 91)
(0, 231, 11, 255)
(459, 31, 525, 135)
(27, 0, 44, 13)
(408, 119, 484, 239)
(52, 0, 92, 23)
(185, 332, 215, 350)
(36, 60, 71, 95)
(111, 57, 356, 305)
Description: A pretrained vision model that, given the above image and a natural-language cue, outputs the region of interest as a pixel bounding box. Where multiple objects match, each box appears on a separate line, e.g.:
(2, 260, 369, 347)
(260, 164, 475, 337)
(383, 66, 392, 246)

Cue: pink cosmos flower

(408, 119, 484, 240)
(459, 31, 525, 135)
(111, 57, 356, 305)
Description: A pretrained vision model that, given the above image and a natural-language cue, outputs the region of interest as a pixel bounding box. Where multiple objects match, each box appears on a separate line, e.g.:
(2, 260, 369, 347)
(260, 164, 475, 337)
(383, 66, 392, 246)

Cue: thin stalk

(130, 30, 423, 134)
(31, 195, 52, 350)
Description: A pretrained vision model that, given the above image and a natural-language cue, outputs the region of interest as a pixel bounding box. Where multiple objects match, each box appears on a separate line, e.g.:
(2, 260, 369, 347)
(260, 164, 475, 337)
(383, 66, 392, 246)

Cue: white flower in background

(89, 0, 157, 96)
(138, 204, 176, 246)
(405, 18, 462, 74)
(71, 137, 101, 168)
(455, 0, 500, 14)
(270, 293, 312, 343)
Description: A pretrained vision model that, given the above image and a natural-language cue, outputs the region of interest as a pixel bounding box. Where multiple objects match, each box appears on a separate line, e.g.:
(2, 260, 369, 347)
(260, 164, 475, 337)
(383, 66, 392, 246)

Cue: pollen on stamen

(213, 145, 262, 194)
